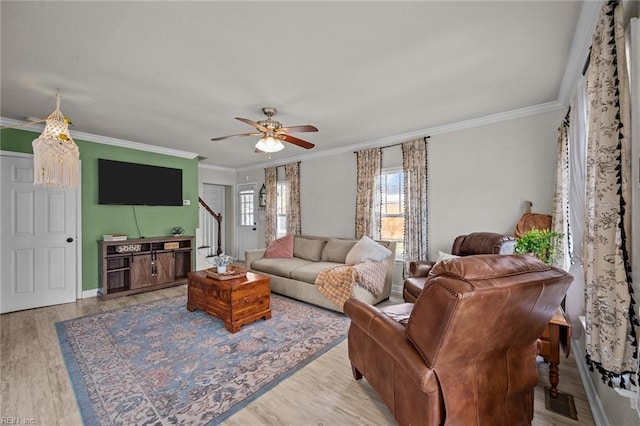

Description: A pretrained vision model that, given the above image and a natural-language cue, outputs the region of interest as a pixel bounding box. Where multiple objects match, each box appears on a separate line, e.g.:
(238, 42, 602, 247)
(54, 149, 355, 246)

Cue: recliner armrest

(410, 260, 436, 277)
(344, 298, 439, 393)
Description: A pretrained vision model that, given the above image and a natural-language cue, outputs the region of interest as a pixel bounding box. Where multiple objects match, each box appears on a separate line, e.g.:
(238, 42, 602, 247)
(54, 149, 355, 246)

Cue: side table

(538, 306, 572, 397)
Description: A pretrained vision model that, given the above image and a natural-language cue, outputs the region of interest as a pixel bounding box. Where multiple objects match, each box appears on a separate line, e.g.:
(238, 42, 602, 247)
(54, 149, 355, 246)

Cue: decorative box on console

(115, 244, 142, 253)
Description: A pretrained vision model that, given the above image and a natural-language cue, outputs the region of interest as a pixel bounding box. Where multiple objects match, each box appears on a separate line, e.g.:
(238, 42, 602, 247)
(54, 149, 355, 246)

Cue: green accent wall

(1, 128, 199, 292)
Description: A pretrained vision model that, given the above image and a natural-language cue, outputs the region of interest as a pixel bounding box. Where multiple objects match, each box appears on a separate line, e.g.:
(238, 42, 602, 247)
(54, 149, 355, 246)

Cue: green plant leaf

(514, 228, 563, 265)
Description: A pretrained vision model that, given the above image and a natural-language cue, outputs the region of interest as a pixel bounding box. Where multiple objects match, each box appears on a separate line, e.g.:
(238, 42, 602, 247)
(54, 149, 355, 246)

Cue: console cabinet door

(130, 252, 175, 289)
(130, 254, 154, 289)
(155, 252, 175, 285)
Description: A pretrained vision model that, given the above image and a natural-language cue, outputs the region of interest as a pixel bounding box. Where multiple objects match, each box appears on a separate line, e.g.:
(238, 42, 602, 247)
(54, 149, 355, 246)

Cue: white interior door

(236, 184, 258, 261)
(1, 154, 78, 313)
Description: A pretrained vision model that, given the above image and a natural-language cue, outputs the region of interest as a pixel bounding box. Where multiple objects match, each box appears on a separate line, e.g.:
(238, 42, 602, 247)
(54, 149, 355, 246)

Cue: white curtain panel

(402, 138, 428, 271)
(354, 148, 382, 239)
(264, 167, 277, 245)
(583, 0, 637, 383)
(285, 162, 302, 236)
(551, 114, 571, 272)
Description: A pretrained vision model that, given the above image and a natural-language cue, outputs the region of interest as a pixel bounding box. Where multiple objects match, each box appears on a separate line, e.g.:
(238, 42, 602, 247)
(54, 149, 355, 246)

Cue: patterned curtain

(264, 167, 277, 245)
(354, 148, 381, 239)
(285, 162, 301, 235)
(584, 0, 638, 386)
(551, 112, 571, 272)
(402, 138, 428, 271)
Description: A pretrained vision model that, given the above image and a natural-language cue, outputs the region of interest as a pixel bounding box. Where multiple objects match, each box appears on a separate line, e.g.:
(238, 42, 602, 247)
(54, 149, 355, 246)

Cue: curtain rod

(354, 136, 430, 154)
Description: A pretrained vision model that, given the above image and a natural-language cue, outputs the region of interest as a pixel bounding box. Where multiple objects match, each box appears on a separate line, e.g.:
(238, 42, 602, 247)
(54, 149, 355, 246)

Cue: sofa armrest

(344, 298, 438, 393)
(410, 260, 436, 277)
(245, 248, 266, 268)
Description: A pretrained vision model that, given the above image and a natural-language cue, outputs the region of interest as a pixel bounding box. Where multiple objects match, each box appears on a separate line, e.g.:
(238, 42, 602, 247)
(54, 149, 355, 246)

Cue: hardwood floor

(1, 286, 595, 425)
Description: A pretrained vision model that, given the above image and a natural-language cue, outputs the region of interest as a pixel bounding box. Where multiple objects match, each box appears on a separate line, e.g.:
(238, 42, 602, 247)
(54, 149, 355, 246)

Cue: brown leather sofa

(344, 255, 573, 426)
(403, 232, 516, 302)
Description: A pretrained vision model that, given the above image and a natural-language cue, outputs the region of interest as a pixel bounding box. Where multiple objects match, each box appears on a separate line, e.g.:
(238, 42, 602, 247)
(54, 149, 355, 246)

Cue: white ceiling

(1, 1, 592, 170)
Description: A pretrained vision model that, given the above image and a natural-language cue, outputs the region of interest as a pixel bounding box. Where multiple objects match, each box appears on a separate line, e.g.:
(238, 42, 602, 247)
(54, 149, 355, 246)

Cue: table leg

(548, 322, 561, 398)
(549, 362, 559, 397)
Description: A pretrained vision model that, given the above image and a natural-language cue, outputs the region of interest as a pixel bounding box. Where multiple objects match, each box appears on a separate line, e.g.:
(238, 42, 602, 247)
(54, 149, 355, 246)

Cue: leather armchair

(345, 255, 573, 426)
(403, 232, 516, 302)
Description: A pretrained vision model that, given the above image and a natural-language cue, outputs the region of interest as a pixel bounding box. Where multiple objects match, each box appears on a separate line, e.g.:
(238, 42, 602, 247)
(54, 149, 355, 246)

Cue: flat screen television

(98, 159, 183, 206)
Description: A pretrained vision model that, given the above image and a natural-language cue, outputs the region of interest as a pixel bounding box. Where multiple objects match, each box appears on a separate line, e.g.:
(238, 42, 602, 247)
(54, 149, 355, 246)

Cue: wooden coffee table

(187, 270, 271, 333)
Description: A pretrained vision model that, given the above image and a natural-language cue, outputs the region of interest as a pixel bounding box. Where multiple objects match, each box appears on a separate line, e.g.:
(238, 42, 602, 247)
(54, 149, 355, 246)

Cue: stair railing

(198, 197, 223, 257)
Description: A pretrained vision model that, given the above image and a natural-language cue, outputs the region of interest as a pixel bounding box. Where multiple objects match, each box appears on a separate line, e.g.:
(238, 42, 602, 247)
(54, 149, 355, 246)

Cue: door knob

(66, 237, 74, 243)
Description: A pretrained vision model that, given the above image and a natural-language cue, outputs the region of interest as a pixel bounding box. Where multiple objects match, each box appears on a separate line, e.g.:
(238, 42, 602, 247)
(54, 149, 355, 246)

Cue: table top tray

(203, 266, 248, 280)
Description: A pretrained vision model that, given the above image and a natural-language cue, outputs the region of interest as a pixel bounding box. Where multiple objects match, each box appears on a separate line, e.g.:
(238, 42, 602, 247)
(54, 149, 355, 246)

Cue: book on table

(103, 234, 127, 241)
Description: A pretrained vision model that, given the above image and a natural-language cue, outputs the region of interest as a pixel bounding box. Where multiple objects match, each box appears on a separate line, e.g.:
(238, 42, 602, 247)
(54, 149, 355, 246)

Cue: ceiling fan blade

(279, 134, 315, 149)
(235, 117, 269, 132)
(277, 125, 318, 134)
(210, 132, 260, 141)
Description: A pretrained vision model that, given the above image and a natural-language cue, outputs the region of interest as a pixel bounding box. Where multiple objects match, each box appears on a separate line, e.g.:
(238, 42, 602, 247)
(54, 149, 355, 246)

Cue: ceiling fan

(211, 106, 318, 153)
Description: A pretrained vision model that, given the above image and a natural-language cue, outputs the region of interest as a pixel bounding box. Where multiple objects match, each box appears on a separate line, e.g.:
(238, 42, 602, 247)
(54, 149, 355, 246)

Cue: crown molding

(4, 100, 567, 173)
(235, 100, 567, 172)
(0, 117, 199, 160)
(557, 0, 602, 105)
(198, 163, 236, 173)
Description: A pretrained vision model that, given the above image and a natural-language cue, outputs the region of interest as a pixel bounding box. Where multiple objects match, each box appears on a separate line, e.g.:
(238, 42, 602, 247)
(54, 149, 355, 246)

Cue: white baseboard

(572, 337, 611, 426)
(81, 289, 99, 299)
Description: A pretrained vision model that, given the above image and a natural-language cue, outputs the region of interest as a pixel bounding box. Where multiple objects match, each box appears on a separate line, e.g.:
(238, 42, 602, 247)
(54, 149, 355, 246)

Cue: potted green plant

(514, 228, 563, 265)
(209, 253, 234, 274)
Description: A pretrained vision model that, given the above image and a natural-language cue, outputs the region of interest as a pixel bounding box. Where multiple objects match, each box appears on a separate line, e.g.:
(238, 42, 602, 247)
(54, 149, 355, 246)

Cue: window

(239, 187, 254, 226)
(380, 169, 404, 257)
(276, 181, 287, 238)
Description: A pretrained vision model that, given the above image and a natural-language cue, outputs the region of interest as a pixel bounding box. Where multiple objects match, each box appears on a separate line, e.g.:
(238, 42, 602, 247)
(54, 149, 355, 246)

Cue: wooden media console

(99, 236, 193, 299)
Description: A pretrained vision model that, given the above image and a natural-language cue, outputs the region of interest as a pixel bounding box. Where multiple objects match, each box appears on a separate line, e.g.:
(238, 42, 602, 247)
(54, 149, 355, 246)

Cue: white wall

(233, 109, 564, 262)
(427, 109, 564, 259)
(301, 153, 357, 237)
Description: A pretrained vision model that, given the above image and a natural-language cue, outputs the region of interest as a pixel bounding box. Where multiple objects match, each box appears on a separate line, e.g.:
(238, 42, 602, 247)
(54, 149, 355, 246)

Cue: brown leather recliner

(403, 232, 516, 302)
(344, 255, 573, 426)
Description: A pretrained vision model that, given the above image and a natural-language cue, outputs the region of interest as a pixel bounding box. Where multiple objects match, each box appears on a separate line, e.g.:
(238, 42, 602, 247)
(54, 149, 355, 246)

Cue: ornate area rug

(56, 294, 349, 425)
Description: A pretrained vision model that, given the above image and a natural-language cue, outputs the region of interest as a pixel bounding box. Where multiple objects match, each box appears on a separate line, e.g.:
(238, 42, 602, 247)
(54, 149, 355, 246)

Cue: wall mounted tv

(98, 159, 183, 206)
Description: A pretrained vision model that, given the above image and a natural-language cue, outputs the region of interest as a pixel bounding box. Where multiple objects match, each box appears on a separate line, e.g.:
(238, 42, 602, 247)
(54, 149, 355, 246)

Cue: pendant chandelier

(31, 91, 80, 188)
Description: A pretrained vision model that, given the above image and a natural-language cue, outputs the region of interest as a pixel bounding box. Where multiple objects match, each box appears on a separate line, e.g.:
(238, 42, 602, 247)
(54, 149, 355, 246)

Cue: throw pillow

(322, 238, 357, 263)
(436, 251, 460, 262)
(264, 234, 294, 258)
(345, 236, 392, 265)
(293, 237, 327, 262)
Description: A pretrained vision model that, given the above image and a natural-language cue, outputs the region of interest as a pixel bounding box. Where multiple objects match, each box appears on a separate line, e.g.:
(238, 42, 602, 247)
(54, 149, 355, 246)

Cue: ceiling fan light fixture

(255, 136, 284, 153)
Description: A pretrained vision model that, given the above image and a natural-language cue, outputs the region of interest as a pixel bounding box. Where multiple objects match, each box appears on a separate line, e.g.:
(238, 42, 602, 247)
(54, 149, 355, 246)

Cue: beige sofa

(245, 235, 396, 313)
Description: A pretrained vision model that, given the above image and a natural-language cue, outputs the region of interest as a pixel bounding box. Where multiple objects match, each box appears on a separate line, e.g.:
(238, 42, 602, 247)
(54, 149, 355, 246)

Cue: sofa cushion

(345, 236, 393, 265)
(251, 257, 311, 278)
(290, 261, 344, 284)
(264, 234, 294, 258)
(294, 237, 327, 262)
(322, 238, 357, 263)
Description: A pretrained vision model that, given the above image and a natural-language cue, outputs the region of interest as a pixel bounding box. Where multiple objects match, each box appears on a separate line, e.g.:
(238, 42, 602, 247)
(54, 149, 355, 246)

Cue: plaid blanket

(315, 260, 387, 308)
